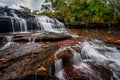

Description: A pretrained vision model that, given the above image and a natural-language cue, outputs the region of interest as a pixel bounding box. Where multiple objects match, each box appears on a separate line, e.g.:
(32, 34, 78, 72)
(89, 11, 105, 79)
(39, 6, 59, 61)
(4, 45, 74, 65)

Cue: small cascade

(35, 16, 66, 33)
(28, 37, 35, 44)
(68, 46, 81, 65)
(55, 59, 66, 80)
(5, 36, 13, 43)
(55, 59, 63, 75)
(4, 12, 7, 16)
(28, 38, 32, 44)
(0, 42, 14, 50)
(10, 10, 28, 33)
(0, 36, 14, 50)
(55, 39, 120, 80)
(72, 51, 81, 65)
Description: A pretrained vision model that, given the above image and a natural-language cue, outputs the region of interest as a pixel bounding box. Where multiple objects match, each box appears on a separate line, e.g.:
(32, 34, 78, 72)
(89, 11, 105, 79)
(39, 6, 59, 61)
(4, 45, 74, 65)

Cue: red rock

(54, 39, 76, 45)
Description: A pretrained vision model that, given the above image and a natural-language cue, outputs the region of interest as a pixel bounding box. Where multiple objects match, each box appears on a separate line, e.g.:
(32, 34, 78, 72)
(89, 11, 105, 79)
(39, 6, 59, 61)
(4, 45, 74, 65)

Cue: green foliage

(32, 10, 39, 15)
(51, 0, 67, 11)
(41, 4, 51, 12)
(41, 0, 120, 23)
(20, 6, 31, 14)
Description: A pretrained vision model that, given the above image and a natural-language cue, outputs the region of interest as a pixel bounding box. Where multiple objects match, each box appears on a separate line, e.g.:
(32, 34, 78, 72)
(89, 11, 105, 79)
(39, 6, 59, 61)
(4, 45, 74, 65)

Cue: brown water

(69, 29, 120, 48)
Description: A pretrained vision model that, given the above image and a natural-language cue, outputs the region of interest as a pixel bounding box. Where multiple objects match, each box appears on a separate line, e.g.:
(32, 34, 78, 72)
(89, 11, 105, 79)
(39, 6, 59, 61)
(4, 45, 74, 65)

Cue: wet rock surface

(0, 31, 72, 44)
(14, 31, 72, 42)
(0, 7, 38, 33)
(0, 35, 120, 80)
(0, 43, 59, 80)
(62, 60, 114, 80)
(0, 9, 120, 80)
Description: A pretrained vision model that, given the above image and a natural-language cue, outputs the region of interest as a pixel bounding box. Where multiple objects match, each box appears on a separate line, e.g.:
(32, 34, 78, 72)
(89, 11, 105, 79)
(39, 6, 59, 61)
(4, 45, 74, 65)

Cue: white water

(55, 39, 120, 80)
(10, 10, 28, 33)
(28, 37, 35, 44)
(9, 13, 66, 33)
(1, 8, 66, 33)
(0, 42, 16, 50)
(0, 36, 14, 50)
(5, 36, 13, 42)
(35, 16, 66, 33)
(55, 59, 66, 80)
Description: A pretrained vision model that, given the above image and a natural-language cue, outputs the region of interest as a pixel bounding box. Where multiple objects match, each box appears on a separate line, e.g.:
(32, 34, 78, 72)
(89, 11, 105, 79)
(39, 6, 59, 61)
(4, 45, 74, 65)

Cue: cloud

(0, 2, 7, 7)
(0, 0, 45, 10)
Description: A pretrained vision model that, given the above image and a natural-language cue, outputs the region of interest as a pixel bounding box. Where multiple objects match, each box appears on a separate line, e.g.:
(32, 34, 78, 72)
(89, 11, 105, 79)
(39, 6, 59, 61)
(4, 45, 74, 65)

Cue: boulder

(0, 43, 59, 80)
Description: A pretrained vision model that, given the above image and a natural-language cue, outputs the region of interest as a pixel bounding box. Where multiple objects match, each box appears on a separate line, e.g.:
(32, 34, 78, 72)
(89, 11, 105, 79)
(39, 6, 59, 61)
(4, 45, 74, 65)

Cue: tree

(20, 6, 31, 14)
(41, 0, 120, 23)
(107, 0, 120, 22)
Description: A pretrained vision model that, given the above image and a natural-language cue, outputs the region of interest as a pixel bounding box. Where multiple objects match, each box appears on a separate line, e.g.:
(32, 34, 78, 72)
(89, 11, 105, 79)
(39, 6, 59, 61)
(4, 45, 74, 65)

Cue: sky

(0, 0, 45, 10)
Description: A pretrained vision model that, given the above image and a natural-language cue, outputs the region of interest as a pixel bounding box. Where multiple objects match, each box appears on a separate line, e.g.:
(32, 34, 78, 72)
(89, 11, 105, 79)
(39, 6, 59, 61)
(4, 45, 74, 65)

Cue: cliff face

(0, 7, 37, 33)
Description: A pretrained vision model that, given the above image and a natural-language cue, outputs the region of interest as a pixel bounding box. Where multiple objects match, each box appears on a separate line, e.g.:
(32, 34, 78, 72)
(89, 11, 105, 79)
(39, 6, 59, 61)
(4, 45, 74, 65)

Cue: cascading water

(35, 16, 66, 33)
(28, 37, 35, 44)
(9, 13, 66, 33)
(10, 10, 28, 33)
(0, 7, 66, 33)
(5, 35, 13, 43)
(55, 39, 120, 80)
(0, 36, 14, 50)
(55, 59, 67, 80)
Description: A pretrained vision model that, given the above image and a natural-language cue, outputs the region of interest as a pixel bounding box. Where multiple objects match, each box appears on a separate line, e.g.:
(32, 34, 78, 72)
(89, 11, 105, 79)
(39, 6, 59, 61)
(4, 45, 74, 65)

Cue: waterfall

(35, 16, 66, 33)
(9, 12, 65, 33)
(55, 39, 120, 80)
(10, 10, 28, 33)
(0, 8, 66, 33)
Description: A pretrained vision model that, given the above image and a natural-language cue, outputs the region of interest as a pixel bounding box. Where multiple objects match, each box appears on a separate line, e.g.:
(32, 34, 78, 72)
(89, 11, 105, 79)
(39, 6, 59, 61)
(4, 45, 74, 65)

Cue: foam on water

(35, 16, 66, 33)
(55, 39, 120, 80)
(10, 10, 28, 33)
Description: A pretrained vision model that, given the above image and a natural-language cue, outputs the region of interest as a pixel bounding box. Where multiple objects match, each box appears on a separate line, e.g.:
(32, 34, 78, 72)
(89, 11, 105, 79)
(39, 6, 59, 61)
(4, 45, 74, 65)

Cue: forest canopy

(41, 0, 120, 23)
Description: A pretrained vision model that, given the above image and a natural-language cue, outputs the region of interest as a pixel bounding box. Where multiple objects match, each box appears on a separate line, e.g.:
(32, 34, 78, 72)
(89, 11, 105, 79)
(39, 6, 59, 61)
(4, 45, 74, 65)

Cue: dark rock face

(0, 17, 12, 33)
(0, 7, 38, 33)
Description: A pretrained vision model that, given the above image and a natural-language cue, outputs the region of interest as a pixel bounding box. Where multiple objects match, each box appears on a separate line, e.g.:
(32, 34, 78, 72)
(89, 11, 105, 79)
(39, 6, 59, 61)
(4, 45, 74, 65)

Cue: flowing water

(0, 8, 120, 80)
(55, 59, 66, 80)
(7, 12, 65, 33)
(55, 38, 120, 80)
(0, 35, 14, 50)
(35, 16, 65, 33)
(28, 37, 35, 44)
(5, 35, 13, 42)
(0, 8, 65, 33)
(10, 10, 28, 33)
(0, 8, 66, 34)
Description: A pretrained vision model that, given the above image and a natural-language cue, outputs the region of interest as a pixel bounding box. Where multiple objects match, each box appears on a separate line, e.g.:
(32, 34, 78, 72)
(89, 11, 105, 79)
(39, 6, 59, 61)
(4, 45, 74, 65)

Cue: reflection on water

(70, 29, 120, 48)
